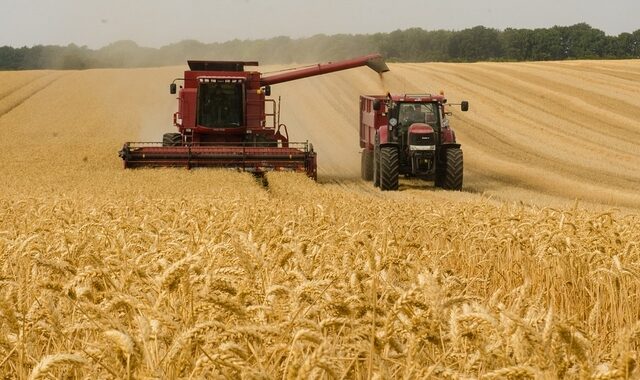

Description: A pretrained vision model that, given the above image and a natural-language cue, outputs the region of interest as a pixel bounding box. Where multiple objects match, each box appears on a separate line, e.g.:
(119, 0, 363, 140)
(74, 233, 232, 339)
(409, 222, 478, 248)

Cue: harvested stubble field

(1, 61, 640, 379)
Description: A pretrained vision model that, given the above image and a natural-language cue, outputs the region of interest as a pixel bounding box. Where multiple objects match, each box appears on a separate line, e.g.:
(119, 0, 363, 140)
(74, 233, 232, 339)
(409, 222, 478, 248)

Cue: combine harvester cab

(359, 92, 469, 191)
(119, 55, 389, 179)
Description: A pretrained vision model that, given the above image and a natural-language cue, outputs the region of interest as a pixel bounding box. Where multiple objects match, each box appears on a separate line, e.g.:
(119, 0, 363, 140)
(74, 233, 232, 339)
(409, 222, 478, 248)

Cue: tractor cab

(397, 102, 439, 128)
(394, 101, 441, 153)
(386, 99, 443, 169)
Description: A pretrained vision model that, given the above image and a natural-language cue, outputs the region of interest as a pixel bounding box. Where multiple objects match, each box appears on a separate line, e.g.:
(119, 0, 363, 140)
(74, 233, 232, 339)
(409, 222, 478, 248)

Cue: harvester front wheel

(438, 148, 463, 190)
(379, 147, 399, 191)
(162, 133, 182, 147)
(361, 149, 373, 181)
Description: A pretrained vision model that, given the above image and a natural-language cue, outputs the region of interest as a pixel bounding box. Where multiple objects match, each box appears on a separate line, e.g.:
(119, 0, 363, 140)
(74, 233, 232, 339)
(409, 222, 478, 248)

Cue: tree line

(1, 23, 638, 70)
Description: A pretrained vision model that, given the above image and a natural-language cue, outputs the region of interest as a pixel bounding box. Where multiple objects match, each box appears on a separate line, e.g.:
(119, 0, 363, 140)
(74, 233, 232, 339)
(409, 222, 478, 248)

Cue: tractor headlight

(409, 145, 436, 151)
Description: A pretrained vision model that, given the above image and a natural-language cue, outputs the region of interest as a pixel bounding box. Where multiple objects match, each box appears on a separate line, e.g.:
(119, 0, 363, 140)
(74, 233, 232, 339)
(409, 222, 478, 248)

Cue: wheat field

(1, 61, 640, 379)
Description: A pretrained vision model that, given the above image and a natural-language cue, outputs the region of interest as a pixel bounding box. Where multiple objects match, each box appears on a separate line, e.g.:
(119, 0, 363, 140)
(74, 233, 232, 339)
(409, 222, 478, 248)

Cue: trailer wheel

(379, 146, 399, 191)
(361, 149, 373, 181)
(439, 148, 463, 190)
(162, 133, 182, 147)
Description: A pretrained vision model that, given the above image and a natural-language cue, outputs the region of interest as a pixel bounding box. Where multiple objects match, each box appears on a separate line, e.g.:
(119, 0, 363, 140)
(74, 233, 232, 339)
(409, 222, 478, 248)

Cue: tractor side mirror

(170, 83, 177, 94)
(373, 100, 381, 111)
(264, 85, 271, 96)
(461, 101, 469, 112)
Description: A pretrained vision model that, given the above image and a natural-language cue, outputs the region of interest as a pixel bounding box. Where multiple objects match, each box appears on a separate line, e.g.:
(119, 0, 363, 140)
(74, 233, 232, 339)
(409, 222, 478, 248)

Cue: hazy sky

(1, 0, 638, 48)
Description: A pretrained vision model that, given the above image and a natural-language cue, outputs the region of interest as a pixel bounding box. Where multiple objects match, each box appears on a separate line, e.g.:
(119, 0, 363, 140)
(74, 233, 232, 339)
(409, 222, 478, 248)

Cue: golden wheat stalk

(28, 354, 86, 380)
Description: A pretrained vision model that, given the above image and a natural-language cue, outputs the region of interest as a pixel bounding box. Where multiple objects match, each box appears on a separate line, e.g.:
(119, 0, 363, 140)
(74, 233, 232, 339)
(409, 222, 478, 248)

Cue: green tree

(448, 26, 502, 61)
(1, 24, 639, 70)
(502, 28, 535, 60)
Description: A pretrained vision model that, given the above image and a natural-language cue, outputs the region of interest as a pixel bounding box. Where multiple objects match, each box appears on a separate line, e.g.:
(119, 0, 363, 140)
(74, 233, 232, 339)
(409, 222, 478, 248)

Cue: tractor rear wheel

(162, 133, 182, 147)
(438, 148, 463, 190)
(373, 146, 380, 187)
(361, 149, 373, 181)
(379, 147, 399, 191)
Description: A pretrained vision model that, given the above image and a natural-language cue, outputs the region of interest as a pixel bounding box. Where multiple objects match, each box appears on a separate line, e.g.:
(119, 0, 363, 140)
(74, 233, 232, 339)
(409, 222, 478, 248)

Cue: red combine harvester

(119, 55, 389, 179)
(359, 93, 469, 190)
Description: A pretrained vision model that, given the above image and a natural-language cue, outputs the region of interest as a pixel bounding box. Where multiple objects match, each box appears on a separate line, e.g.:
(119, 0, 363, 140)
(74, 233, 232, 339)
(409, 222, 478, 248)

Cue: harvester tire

(379, 147, 399, 191)
(440, 148, 463, 190)
(361, 149, 373, 181)
(162, 133, 182, 147)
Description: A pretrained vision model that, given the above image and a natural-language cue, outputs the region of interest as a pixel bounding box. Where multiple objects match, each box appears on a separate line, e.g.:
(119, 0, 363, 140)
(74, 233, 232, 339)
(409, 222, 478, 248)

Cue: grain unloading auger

(119, 54, 389, 179)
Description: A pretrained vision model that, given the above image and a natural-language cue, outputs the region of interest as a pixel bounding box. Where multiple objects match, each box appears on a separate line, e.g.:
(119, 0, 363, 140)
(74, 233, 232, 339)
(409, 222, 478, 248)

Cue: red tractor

(359, 93, 469, 190)
(119, 55, 389, 178)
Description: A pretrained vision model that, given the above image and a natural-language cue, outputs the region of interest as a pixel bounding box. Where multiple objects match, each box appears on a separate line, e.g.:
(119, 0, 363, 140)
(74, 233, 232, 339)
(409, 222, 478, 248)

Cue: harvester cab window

(197, 81, 244, 128)
(398, 103, 438, 128)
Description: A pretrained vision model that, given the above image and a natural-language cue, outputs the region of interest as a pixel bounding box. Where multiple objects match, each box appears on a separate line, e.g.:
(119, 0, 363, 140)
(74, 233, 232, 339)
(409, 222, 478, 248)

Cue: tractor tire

(439, 148, 463, 190)
(379, 146, 399, 191)
(373, 146, 380, 187)
(435, 159, 445, 188)
(162, 133, 182, 147)
(361, 149, 373, 181)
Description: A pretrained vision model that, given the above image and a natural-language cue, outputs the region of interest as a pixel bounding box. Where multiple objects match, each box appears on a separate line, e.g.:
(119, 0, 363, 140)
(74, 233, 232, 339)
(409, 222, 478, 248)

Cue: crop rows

(1, 172, 639, 378)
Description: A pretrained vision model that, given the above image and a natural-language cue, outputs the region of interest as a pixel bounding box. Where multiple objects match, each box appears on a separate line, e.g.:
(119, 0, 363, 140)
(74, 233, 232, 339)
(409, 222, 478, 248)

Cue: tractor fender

(440, 143, 461, 150)
(377, 125, 393, 145)
(437, 143, 461, 164)
(441, 127, 457, 144)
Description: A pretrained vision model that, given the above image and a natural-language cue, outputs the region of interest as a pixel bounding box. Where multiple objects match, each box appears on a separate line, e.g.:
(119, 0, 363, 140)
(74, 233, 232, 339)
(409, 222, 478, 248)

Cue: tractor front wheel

(162, 133, 182, 147)
(379, 147, 399, 191)
(437, 148, 463, 190)
(361, 149, 373, 181)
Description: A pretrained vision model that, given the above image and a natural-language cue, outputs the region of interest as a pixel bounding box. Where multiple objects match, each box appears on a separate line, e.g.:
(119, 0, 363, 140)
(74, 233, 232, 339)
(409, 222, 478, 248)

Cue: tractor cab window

(398, 103, 438, 128)
(197, 81, 244, 128)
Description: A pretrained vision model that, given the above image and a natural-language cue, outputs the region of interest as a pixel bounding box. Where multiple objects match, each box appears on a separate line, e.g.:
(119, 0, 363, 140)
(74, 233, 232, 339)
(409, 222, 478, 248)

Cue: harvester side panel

(178, 88, 197, 130)
(245, 81, 266, 131)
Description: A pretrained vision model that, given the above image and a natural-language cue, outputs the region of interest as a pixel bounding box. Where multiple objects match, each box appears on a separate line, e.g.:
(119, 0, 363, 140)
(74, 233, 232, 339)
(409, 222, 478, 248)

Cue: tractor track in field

(0, 72, 51, 101)
(0, 73, 68, 119)
(322, 177, 453, 200)
(320, 178, 385, 198)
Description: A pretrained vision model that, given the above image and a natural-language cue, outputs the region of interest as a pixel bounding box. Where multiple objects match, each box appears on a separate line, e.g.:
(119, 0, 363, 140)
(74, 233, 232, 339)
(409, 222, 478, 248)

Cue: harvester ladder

(262, 98, 279, 130)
